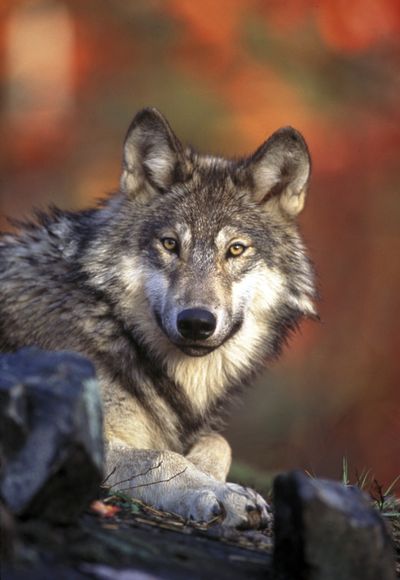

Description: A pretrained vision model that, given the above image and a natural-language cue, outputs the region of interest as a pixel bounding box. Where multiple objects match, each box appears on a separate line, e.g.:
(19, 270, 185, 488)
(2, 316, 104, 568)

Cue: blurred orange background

(1, 0, 400, 486)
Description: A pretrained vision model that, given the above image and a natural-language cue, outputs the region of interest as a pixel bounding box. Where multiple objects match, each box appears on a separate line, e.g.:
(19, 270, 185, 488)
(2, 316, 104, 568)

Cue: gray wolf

(0, 108, 316, 528)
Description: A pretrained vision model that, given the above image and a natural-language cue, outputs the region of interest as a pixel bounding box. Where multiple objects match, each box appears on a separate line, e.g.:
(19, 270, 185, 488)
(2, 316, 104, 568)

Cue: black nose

(177, 308, 217, 340)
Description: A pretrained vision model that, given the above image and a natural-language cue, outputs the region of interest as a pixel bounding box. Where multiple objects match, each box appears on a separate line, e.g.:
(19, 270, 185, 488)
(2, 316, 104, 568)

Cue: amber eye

(227, 242, 246, 258)
(161, 237, 178, 253)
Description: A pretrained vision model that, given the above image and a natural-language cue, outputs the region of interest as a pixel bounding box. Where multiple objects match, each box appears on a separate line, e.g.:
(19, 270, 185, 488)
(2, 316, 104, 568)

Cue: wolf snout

(177, 308, 216, 340)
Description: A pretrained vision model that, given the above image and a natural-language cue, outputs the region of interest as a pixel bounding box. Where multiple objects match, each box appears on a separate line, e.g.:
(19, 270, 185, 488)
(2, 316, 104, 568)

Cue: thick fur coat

(0, 108, 316, 528)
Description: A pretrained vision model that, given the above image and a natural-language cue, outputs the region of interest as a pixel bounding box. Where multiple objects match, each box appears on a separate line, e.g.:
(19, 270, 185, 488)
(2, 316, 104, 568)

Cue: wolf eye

(161, 237, 178, 254)
(227, 242, 246, 258)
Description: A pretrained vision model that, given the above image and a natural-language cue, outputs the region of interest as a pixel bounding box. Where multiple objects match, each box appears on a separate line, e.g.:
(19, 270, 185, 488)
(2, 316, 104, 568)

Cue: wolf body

(0, 109, 316, 528)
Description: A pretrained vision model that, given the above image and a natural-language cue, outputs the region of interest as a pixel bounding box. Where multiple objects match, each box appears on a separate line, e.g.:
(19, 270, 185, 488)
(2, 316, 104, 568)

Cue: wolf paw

(185, 483, 270, 529)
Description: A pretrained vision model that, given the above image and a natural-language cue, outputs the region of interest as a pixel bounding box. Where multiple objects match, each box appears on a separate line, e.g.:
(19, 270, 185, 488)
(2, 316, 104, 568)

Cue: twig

(372, 478, 385, 510)
(107, 460, 163, 489)
(101, 466, 116, 486)
(118, 466, 188, 492)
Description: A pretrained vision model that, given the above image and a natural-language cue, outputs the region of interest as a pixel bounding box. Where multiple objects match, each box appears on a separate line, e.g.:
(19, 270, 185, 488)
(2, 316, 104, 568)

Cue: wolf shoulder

(0, 212, 109, 354)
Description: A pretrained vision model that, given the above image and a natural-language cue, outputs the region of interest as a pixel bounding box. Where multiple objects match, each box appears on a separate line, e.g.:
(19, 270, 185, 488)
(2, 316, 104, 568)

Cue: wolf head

(84, 108, 316, 395)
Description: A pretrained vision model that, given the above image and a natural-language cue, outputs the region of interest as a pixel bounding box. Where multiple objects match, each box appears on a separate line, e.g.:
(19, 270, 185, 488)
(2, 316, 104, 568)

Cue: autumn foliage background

(0, 0, 399, 485)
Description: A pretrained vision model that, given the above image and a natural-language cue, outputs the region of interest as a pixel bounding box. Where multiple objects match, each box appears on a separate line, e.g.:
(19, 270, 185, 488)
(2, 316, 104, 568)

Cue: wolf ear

(247, 127, 311, 217)
(120, 108, 188, 196)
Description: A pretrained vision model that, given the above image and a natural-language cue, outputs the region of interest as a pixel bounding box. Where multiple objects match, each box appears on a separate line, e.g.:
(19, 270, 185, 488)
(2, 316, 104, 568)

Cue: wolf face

(134, 185, 292, 359)
(81, 108, 316, 402)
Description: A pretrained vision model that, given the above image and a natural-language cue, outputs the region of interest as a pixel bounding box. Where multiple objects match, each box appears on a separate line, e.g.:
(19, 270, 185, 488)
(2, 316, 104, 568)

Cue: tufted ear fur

(247, 127, 311, 217)
(120, 108, 188, 197)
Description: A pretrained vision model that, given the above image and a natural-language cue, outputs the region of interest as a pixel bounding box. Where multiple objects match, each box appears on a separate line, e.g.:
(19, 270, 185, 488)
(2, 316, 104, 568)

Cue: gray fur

(0, 108, 316, 527)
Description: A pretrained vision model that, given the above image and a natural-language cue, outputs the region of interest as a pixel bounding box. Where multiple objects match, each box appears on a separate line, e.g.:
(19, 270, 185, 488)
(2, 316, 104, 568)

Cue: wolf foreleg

(185, 432, 231, 482)
(104, 446, 269, 529)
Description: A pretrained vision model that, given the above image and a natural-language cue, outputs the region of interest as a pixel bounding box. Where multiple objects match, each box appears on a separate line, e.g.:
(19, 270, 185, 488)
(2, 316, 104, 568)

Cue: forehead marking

(215, 226, 252, 248)
(175, 223, 192, 251)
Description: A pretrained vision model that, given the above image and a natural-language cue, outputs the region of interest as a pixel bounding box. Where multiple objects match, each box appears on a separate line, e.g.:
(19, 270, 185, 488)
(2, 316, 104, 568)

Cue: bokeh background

(1, 0, 399, 488)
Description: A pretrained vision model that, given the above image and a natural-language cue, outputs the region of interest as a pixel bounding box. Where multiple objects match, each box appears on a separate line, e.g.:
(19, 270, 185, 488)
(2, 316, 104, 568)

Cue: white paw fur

(180, 482, 270, 529)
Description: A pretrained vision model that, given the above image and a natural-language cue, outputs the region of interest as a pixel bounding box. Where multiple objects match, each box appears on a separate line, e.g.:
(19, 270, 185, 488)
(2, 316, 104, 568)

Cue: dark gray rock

(273, 470, 396, 580)
(0, 348, 104, 523)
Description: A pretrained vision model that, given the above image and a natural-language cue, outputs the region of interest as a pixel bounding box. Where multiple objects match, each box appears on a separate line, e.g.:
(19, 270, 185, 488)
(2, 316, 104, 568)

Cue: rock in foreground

(273, 470, 396, 580)
(0, 347, 104, 523)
